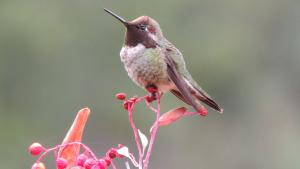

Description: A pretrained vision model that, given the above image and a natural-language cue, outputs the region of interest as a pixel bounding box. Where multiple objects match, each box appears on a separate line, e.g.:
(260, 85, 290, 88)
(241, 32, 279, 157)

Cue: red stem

(145, 101, 158, 113)
(127, 102, 143, 169)
(143, 93, 161, 169)
(111, 161, 117, 169)
(36, 142, 98, 163)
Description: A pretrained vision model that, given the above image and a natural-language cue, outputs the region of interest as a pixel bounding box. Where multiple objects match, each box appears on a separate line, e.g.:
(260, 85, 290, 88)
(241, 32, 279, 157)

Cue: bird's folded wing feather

(164, 48, 200, 111)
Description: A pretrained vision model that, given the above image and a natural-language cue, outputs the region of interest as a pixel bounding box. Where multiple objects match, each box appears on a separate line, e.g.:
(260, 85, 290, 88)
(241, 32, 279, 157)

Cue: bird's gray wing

(163, 44, 223, 112)
(170, 89, 191, 105)
(164, 48, 201, 111)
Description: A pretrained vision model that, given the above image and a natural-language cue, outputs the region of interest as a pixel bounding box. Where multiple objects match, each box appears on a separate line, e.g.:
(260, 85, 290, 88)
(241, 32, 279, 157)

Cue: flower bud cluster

(29, 92, 213, 169)
(29, 142, 124, 169)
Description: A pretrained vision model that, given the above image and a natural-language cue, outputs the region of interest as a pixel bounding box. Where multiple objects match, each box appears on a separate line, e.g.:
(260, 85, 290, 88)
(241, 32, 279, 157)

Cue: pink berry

(145, 95, 154, 103)
(98, 159, 107, 169)
(199, 106, 208, 116)
(107, 148, 117, 159)
(115, 93, 126, 100)
(31, 162, 45, 169)
(29, 142, 44, 156)
(123, 101, 132, 111)
(91, 165, 100, 169)
(56, 157, 68, 169)
(76, 154, 88, 167)
(84, 158, 97, 169)
(104, 157, 111, 166)
(130, 96, 138, 102)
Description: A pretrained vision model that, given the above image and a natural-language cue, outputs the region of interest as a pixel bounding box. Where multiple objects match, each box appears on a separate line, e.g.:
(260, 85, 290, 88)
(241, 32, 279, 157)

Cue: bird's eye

(137, 24, 147, 31)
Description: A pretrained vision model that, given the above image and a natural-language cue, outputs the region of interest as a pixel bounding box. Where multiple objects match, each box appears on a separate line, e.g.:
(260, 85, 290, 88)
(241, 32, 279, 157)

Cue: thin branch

(127, 102, 143, 169)
(143, 93, 161, 169)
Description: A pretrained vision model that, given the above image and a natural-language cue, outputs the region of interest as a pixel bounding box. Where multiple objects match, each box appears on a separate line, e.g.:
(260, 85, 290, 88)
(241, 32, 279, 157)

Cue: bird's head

(104, 9, 163, 48)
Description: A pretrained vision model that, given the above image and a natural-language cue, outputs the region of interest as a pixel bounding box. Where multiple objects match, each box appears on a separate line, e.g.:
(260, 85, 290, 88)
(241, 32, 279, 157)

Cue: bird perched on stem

(104, 8, 223, 113)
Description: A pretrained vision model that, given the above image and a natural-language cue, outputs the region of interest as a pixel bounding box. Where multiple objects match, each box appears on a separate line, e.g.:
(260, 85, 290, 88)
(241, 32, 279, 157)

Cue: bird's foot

(145, 84, 159, 102)
(150, 92, 158, 100)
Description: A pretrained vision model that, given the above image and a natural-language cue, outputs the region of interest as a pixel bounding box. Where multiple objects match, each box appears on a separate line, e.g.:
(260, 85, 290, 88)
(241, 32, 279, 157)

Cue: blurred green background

(1, 0, 300, 169)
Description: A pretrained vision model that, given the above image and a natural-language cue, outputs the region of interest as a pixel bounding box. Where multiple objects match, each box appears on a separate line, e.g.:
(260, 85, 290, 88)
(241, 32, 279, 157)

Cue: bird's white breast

(120, 44, 146, 63)
(119, 43, 170, 91)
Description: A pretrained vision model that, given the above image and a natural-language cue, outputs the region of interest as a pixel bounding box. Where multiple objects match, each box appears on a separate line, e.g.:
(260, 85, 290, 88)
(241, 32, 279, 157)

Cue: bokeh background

(1, 0, 300, 169)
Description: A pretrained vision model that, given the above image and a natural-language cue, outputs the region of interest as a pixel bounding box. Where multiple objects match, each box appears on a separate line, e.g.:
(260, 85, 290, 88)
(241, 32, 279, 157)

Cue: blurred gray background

(1, 0, 300, 169)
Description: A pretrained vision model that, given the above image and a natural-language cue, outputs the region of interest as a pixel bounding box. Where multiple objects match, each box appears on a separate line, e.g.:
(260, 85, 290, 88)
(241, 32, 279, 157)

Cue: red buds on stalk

(199, 106, 208, 116)
(98, 159, 107, 169)
(29, 143, 44, 156)
(31, 162, 45, 169)
(145, 95, 154, 103)
(107, 148, 117, 159)
(104, 157, 111, 166)
(115, 93, 126, 100)
(56, 158, 68, 169)
(84, 158, 97, 169)
(76, 154, 88, 167)
(29, 93, 212, 169)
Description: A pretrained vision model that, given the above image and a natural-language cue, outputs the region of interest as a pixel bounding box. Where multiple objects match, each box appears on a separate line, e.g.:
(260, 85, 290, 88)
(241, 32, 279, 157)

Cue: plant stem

(128, 103, 143, 169)
(36, 142, 98, 163)
(143, 93, 161, 169)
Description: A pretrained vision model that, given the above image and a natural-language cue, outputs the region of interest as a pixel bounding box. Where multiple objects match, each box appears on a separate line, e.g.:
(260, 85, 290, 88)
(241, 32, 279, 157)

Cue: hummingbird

(104, 9, 223, 113)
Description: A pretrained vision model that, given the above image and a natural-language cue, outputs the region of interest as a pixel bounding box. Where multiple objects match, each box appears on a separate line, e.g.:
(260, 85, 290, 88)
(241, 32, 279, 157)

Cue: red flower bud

(84, 159, 97, 169)
(104, 157, 111, 167)
(130, 96, 138, 102)
(56, 158, 68, 169)
(98, 159, 107, 169)
(145, 95, 154, 103)
(29, 142, 44, 156)
(76, 154, 88, 167)
(107, 148, 117, 159)
(115, 93, 126, 100)
(31, 162, 45, 169)
(123, 101, 132, 111)
(199, 106, 208, 116)
(91, 165, 100, 169)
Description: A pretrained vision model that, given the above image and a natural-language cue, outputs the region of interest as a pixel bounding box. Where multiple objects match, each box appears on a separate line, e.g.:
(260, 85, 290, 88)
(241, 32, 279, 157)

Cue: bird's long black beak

(104, 8, 128, 26)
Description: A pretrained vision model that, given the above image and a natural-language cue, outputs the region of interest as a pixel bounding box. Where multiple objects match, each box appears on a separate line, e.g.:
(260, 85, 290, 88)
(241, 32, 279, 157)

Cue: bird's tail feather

(185, 78, 223, 113)
(193, 90, 223, 113)
(171, 88, 223, 113)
